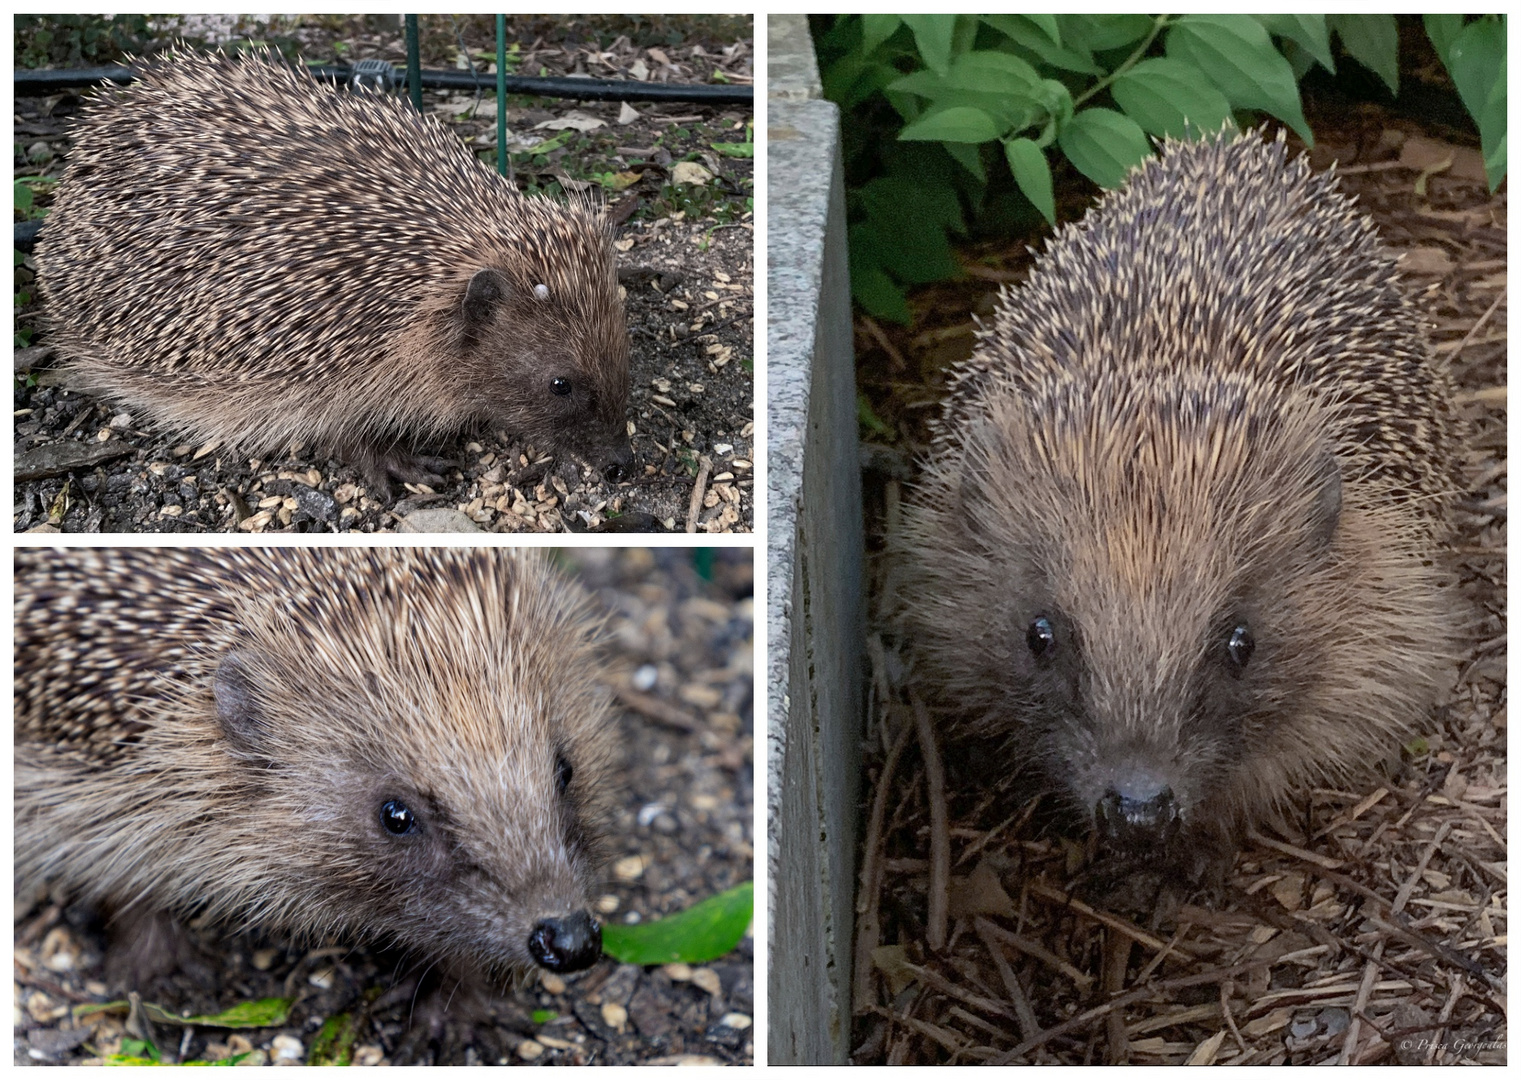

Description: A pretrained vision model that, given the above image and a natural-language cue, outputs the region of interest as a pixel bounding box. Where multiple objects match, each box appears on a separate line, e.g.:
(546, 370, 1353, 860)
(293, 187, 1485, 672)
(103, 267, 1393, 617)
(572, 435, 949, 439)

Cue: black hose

(14, 63, 753, 104)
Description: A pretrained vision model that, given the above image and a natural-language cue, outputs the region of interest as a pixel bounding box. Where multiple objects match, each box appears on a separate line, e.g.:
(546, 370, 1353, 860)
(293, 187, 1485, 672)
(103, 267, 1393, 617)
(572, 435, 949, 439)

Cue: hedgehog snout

(526, 910, 602, 973)
(599, 440, 634, 484)
(1094, 783, 1182, 851)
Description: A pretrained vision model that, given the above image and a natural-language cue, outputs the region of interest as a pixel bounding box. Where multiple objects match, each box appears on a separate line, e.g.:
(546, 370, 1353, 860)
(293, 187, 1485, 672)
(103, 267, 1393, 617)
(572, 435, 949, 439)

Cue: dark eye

(380, 799, 417, 836)
(555, 752, 573, 795)
(1226, 624, 1255, 672)
(550, 377, 572, 397)
(1026, 616, 1056, 660)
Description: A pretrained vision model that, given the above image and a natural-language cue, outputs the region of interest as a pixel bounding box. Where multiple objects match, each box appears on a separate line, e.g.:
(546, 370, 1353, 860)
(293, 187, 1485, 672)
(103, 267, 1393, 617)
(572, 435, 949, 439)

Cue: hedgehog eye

(1026, 616, 1056, 660)
(554, 752, 573, 796)
(550, 376, 573, 397)
(379, 799, 417, 836)
(1226, 624, 1255, 672)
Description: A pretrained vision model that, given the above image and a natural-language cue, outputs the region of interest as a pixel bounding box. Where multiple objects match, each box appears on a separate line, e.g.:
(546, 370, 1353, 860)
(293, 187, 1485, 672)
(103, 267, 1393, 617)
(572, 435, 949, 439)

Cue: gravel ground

(14, 546, 755, 1066)
(14, 15, 754, 534)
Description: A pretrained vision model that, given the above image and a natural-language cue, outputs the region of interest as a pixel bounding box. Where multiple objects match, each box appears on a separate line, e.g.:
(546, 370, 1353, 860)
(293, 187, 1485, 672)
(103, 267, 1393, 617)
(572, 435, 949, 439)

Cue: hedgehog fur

(15, 546, 618, 986)
(35, 48, 632, 488)
(892, 128, 1462, 869)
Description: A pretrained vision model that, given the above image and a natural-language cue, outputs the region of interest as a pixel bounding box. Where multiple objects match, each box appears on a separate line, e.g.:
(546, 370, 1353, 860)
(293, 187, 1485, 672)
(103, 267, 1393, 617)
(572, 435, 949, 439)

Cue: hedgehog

(891, 128, 1461, 873)
(33, 47, 633, 492)
(14, 546, 618, 995)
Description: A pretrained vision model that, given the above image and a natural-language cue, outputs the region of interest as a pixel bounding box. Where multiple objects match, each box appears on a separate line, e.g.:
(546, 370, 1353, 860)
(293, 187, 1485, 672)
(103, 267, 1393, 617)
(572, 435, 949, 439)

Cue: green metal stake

(405, 15, 422, 114)
(496, 15, 508, 177)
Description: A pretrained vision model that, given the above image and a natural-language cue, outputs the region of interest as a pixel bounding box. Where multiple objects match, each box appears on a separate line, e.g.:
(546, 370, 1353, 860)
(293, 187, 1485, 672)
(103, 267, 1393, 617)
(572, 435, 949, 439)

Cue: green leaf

(861, 14, 902, 54)
(942, 139, 986, 183)
(1111, 57, 1234, 140)
(1004, 138, 1055, 225)
(710, 141, 753, 158)
(854, 177, 964, 281)
(885, 72, 1038, 132)
(1018, 14, 1060, 46)
(1480, 76, 1507, 192)
(982, 16, 1100, 75)
(1446, 17, 1506, 135)
(601, 882, 753, 966)
(1059, 13, 1154, 53)
(532, 1009, 559, 1024)
(154, 997, 294, 1029)
(1328, 14, 1399, 96)
(1255, 14, 1333, 72)
(858, 393, 895, 438)
(945, 50, 1040, 94)
(1423, 14, 1465, 65)
(1057, 108, 1152, 189)
(307, 1013, 359, 1067)
(15, 180, 33, 213)
(899, 105, 1004, 144)
(1167, 14, 1312, 144)
(851, 262, 912, 324)
(902, 15, 958, 75)
(121, 1038, 160, 1062)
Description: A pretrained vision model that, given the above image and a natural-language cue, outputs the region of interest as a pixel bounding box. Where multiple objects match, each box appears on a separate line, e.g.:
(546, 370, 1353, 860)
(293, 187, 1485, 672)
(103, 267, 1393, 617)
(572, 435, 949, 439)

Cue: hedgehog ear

(214, 649, 276, 760)
(460, 269, 507, 332)
(1308, 450, 1342, 548)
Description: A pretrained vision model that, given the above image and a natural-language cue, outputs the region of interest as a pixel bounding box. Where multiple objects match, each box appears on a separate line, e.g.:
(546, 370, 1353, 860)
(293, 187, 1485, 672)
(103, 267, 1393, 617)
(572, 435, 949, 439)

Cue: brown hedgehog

(893, 129, 1461, 873)
(34, 48, 632, 490)
(15, 547, 617, 990)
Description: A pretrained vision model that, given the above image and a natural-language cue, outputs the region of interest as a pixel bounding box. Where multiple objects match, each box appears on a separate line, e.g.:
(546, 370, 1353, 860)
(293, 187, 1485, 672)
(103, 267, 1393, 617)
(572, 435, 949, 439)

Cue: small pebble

(718, 1013, 751, 1029)
(690, 968, 722, 996)
(613, 855, 646, 881)
(270, 1033, 303, 1064)
(595, 894, 620, 915)
(633, 663, 659, 691)
(539, 971, 566, 995)
(663, 962, 693, 982)
(517, 1040, 545, 1061)
(353, 1046, 385, 1066)
(601, 1002, 628, 1033)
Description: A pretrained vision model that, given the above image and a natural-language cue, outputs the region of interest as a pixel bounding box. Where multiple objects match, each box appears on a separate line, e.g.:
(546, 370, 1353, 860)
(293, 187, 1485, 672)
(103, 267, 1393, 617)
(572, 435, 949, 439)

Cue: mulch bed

(852, 108, 1506, 1065)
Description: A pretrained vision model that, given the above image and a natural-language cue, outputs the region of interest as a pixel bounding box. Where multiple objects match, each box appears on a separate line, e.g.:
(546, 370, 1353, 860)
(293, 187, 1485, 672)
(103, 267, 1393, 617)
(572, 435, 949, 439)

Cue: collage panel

(767, 12, 1505, 1067)
(15, 545, 754, 1065)
(13, 14, 756, 1068)
(15, 14, 753, 536)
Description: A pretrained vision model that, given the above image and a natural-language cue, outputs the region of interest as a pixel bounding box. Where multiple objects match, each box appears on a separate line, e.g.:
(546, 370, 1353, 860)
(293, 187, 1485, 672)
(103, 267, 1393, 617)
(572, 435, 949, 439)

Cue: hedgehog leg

(332, 440, 458, 498)
(103, 904, 215, 991)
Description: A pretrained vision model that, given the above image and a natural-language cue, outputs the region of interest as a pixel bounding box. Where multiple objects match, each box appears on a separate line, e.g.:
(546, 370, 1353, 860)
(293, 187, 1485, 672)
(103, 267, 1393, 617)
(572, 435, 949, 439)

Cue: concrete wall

(765, 13, 864, 1066)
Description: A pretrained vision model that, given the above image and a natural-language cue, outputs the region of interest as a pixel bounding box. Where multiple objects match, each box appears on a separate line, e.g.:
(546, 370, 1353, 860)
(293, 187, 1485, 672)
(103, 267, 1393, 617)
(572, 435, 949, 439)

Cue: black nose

(527, 911, 602, 973)
(1095, 785, 1181, 850)
(600, 442, 634, 484)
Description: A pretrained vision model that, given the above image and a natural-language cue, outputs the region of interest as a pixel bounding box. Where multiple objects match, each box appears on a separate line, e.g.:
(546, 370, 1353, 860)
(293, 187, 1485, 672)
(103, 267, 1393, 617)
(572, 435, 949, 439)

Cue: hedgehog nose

(1095, 784, 1181, 849)
(600, 442, 634, 484)
(527, 911, 602, 973)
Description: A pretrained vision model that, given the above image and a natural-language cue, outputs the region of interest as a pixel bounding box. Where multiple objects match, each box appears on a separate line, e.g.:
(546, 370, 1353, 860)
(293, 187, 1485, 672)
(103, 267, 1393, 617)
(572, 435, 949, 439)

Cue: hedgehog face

(453, 248, 632, 482)
(904, 374, 1368, 857)
(208, 549, 616, 980)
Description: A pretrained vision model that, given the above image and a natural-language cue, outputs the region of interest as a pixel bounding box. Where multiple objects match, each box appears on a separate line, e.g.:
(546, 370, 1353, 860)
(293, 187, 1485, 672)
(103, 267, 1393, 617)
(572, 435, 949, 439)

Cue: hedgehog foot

(333, 442, 458, 499)
(103, 905, 216, 990)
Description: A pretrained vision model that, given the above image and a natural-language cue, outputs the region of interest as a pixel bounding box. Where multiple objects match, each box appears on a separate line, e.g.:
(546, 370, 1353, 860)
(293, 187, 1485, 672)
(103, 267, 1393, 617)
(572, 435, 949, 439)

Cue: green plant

(601, 881, 753, 965)
(816, 14, 1507, 323)
(1425, 15, 1507, 190)
(14, 14, 159, 68)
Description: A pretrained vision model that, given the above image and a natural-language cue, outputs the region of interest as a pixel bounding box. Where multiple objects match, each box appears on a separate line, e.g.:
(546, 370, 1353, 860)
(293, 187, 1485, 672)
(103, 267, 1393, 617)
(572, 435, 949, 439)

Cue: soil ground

(14, 15, 754, 534)
(851, 104, 1505, 1064)
(14, 547, 755, 1066)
